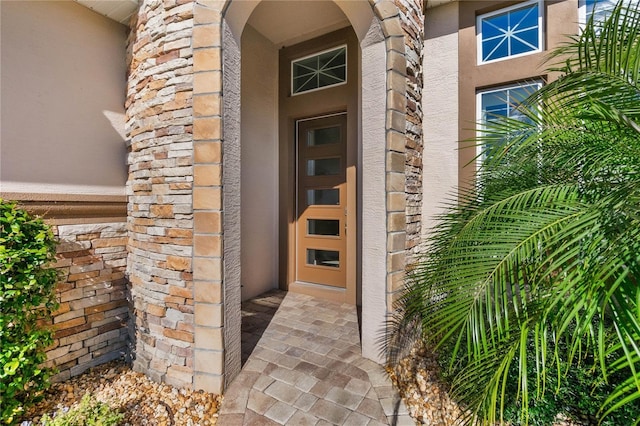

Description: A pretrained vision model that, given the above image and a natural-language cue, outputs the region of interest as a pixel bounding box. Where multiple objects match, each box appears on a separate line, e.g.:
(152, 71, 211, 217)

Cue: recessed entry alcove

(212, 0, 408, 386)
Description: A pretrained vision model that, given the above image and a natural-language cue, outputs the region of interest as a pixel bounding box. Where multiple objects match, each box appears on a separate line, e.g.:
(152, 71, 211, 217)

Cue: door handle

(344, 209, 347, 235)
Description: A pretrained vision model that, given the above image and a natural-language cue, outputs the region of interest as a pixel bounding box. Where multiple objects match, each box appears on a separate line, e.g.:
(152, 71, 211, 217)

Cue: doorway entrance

(296, 113, 347, 288)
(279, 28, 358, 304)
(218, 0, 406, 386)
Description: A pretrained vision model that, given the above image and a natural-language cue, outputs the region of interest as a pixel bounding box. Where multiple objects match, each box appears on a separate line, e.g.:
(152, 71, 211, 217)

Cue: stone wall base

(44, 220, 131, 382)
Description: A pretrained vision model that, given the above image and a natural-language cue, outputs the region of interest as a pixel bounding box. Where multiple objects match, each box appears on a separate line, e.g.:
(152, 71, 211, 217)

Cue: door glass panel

(307, 158, 340, 176)
(307, 249, 339, 268)
(307, 219, 340, 236)
(308, 126, 340, 146)
(307, 189, 339, 206)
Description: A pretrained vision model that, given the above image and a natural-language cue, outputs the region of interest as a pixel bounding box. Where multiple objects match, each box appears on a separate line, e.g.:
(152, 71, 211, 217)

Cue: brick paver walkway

(217, 290, 412, 425)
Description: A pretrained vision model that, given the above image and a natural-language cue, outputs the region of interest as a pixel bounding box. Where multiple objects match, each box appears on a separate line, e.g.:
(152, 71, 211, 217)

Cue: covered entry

(279, 26, 359, 303)
(193, 0, 410, 389)
(125, 0, 418, 395)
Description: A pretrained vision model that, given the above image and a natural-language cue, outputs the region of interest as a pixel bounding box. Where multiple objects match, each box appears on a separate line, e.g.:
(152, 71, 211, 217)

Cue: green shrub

(40, 394, 123, 426)
(388, 2, 640, 423)
(502, 344, 640, 425)
(0, 199, 58, 424)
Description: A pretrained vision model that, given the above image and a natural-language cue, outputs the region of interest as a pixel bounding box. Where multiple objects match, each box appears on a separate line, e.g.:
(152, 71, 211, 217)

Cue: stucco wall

(0, 1, 127, 195)
(240, 25, 279, 301)
(422, 1, 459, 236)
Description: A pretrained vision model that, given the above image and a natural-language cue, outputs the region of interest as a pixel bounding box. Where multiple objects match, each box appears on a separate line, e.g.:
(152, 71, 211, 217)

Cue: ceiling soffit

(74, 0, 139, 25)
(247, 0, 350, 48)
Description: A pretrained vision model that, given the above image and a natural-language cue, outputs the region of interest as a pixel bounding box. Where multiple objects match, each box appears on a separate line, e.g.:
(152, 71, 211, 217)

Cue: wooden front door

(279, 27, 358, 304)
(296, 113, 347, 288)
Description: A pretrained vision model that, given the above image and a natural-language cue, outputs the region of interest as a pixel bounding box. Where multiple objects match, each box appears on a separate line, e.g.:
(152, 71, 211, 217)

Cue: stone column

(126, 0, 196, 389)
(396, 0, 425, 261)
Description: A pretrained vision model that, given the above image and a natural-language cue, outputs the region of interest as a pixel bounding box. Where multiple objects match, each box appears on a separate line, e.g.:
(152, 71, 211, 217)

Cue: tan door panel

(296, 114, 347, 288)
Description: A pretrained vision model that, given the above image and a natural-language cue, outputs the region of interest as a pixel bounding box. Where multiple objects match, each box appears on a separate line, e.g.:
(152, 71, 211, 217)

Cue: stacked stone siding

(126, 0, 196, 388)
(395, 0, 424, 258)
(46, 222, 129, 382)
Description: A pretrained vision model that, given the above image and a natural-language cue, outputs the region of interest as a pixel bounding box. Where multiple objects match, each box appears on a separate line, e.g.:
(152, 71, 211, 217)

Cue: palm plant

(389, 2, 640, 424)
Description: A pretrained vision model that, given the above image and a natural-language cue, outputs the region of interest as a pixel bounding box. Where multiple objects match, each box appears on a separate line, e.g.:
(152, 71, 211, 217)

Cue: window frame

(290, 44, 348, 96)
(475, 80, 544, 169)
(476, 0, 545, 65)
(579, 0, 637, 28)
(578, 0, 595, 26)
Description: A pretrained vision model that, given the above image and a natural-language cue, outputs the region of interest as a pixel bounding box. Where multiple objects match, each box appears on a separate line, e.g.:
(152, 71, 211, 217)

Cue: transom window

(291, 46, 347, 95)
(477, 0, 543, 64)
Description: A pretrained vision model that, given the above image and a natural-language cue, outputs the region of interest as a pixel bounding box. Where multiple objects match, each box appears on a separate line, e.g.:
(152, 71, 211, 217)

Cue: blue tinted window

(482, 14, 508, 38)
(478, 83, 541, 164)
(483, 38, 509, 60)
(479, 2, 541, 62)
(586, 0, 637, 25)
(480, 84, 540, 125)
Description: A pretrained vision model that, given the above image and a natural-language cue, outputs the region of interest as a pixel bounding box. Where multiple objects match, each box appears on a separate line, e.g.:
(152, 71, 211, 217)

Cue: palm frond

(388, 1, 640, 423)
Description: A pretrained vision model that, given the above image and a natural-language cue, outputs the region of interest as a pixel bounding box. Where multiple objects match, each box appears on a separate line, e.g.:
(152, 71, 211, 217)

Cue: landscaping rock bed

(19, 360, 221, 425)
(389, 343, 581, 426)
(388, 342, 466, 425)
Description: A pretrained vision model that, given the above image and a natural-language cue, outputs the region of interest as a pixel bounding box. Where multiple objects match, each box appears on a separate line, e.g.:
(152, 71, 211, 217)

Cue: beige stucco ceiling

(247, 0, 350, 47)
(75, 0, 139, 25)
